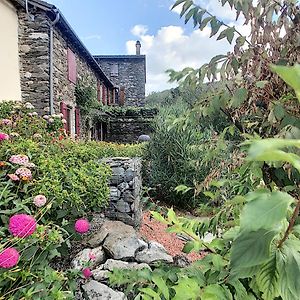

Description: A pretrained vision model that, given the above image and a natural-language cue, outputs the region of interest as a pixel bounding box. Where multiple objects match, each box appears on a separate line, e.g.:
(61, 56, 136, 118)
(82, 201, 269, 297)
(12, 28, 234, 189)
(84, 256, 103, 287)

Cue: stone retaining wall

(103, 157, 142, 228)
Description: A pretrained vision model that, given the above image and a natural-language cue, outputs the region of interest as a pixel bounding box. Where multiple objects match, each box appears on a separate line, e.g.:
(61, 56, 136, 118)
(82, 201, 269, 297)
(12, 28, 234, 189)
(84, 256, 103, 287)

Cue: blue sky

(50, 0, 192, 54)
(49, 0, 245, 93)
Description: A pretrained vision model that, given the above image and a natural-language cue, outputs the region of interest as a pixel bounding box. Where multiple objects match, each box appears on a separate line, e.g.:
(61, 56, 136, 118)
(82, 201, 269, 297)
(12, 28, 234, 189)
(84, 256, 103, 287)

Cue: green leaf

(240, 191, 294, 231)
(273, 104, 286, 120)
(151, 211, 168, 224)
(230, 229, 277, 273)
(180, 0, 193, 17)
(228, 279, 248, 300)
(200, 16, 213, 30)
(231, 88, 248, 107)
(277, 242, 300, 300)
(172, 277, 200, 300)
(167, 208, 178, 223)
(152, 275, 169, 300)
(171, 0, 186, 10)
(256, 80, 269, 88)
(256, 253, 280, 300)
(210, 18, 222, 37)
(271, 64, 300, 102)
(139, 288, 160, 300)
(201, 284, 233, 300)
(217, 27, 235, 44)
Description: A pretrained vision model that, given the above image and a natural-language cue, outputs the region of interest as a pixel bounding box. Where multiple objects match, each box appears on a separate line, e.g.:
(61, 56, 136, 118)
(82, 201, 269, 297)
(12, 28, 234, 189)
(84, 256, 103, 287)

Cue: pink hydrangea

(0, 247, 20, 268)
(7, 174, 19, 181)
(74, 219, 90, 234)
(1, 119, 12, 126)
(43, 115, 49, 120)
(82, 268, 92, 279)
(9, 214, 37, 238)
(9, 155, 29, 165)
(33, 195, 47, 207)
(15, 167, 32, 180)
(89, 251, 96, 261)
(0, 133, 9, 141)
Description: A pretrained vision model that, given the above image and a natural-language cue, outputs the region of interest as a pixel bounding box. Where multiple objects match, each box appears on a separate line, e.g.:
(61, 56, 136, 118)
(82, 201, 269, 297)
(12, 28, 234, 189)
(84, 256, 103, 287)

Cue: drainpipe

(49, 9, 60, 115)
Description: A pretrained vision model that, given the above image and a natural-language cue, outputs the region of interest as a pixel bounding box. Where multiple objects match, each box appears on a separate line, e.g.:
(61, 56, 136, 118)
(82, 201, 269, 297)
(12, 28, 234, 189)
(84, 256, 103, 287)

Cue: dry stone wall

(102, 157, 142, 228)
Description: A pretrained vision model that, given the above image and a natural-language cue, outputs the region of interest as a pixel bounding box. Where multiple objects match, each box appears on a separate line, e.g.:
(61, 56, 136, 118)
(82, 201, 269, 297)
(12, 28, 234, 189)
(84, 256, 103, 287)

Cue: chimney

(135, 40, 141, 55)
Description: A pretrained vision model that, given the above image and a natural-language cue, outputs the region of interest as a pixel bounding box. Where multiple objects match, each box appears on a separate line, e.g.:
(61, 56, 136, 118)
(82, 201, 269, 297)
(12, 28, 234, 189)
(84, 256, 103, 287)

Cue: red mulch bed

(139, 211, 205, 262)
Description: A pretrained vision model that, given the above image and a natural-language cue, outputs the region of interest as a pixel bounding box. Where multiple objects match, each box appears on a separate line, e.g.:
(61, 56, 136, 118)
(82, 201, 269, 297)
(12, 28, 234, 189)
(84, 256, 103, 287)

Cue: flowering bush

(0, 101, 144, 298)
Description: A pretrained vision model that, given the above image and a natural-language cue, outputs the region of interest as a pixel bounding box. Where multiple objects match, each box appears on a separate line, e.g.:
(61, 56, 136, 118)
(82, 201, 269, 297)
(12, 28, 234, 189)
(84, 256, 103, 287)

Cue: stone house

(94, 42, 146, 107)
(0, 0, 117, 138)
(0, 0, 150, 141)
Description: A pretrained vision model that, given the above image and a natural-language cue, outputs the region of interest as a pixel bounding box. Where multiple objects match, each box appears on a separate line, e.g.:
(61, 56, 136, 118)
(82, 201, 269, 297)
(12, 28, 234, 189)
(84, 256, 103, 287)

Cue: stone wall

(103, 157, 142, 228)
(18, 10, 50, 112)
(95, 56, 146, 107)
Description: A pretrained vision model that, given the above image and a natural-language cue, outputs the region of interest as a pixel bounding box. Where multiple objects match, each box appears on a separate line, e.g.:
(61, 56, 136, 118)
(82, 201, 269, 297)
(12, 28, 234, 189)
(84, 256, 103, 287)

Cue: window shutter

(102, 84, 106, 105)
(60, 102, 68, 130)
(67, 48, 77, 83)
(75, 107, 80, 137)
(97, 81, 101, 102)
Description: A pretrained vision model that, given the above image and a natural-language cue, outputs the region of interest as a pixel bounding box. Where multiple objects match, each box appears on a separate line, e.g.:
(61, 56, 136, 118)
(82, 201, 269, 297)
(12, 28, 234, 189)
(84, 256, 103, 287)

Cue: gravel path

(139, 211, 205, 262)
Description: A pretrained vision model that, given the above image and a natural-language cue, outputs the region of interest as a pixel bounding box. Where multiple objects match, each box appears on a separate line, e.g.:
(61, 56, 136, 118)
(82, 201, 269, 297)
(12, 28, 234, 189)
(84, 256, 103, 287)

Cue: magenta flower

(9, 155, 29, 166)
(9, 214, 37, 238)
(0, 133, 9, 141)
(0, 247, 20, 268)
(82, 268, 92, 279)
(33, 195, 47, 207)
(74, 219, 90, 234)
(89, 251, 96, 261)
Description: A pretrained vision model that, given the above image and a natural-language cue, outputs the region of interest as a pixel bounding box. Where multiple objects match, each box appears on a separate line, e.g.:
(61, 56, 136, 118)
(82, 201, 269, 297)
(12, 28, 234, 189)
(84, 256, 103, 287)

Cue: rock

(88, 221, 136, 248)
(123, 191, 134, 203)
(72, 247, 106, 270)
(113, 200, 131, 213)
(101, 259, 151, 271)
(137, 135, 151, 142)
(110, 187, 121, 201)
(104, 236, 147, 260)
(124, 169, 135, 182)
(135, 241, 173, 264)
(111, 167, 125, 184)
(92, 269, 110, 281)
(117, 182, 129, 192)
(82, 280, 126, 300)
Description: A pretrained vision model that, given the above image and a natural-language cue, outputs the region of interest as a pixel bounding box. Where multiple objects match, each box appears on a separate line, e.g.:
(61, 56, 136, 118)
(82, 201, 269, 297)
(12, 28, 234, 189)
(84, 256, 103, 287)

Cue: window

(66, 106, 72, 134)
(110, 63, 118, 77)
(67, 48, 77, 83)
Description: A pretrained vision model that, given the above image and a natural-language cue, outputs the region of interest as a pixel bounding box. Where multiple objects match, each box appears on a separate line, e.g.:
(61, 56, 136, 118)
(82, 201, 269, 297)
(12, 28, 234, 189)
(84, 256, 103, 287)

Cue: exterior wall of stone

(103, 157, 142, 228)
(95, 57, 146, 107)
(107, 118, 154, 143)
(18, 10, 50, 112)
(0, 0, 22, 101)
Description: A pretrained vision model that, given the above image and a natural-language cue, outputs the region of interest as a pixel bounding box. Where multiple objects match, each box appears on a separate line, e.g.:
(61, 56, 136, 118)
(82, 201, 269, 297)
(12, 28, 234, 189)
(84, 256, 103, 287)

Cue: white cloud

(131, 25, 149, 37)
(127, 24, 234, 94)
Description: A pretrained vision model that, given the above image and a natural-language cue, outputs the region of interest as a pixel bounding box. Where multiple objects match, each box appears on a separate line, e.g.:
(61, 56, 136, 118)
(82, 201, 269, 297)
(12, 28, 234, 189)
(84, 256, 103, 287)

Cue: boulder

(92, 269, 110, 281)
(104, 236, 147, 260)
(101, 259, 151, 271)
(71, 246, 106, 270)
(135, 241, 173, 264)
(88, 221, 136, 248)
(82, 280, 126, 300)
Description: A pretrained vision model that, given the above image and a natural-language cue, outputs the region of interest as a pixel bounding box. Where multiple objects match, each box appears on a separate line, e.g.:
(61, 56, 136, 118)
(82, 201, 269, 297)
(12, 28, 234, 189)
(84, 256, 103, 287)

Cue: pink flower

(89, 251, 96, 261)
(15, 167, 32, 180)
(9, 155, 29, 165)
(1, 119, 12, 126)
(0, 133, 9, 141)
(48, 118, 54, 123)
(33, 195, 47, 207)
(62, 119, 67, 124)
(74, 219, 90, 234)
(7, 174, 19, 181)
(82, 268, 92, 279)
(0, 247, 20, 268)
(43, 115, 49, 120)
(9, 214, 37, 238)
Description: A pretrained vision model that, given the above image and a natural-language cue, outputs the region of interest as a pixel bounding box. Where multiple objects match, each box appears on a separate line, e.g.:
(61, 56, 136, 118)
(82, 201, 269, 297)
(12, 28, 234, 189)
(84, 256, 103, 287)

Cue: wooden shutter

(67, 48, 77, 83)
(102, 84, 106, 105)
(60, 102, 68, 130)
(75, 107, 80, 137)
(97, 81, 101, 102)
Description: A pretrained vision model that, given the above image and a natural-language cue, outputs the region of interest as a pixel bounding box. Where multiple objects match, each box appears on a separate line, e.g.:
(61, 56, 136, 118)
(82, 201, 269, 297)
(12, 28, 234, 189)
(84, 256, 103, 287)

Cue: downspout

(49, 9, 60, 115)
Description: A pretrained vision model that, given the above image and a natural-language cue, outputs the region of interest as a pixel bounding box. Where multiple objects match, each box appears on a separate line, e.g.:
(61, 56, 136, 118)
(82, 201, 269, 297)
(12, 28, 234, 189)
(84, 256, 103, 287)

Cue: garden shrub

(0, 101, 144, 298)
(145, 101, 237, 208)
